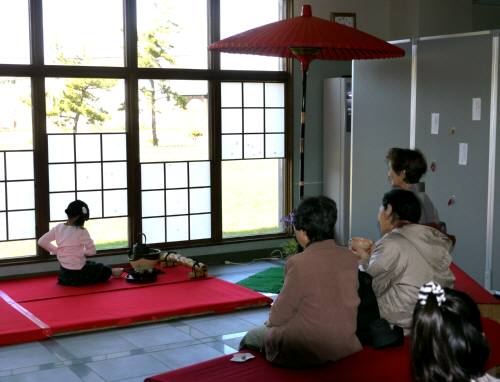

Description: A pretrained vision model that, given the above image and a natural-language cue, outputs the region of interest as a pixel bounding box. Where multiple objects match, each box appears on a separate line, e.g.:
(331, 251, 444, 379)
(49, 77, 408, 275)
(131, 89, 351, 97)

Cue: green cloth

(237, 266, 284, 293)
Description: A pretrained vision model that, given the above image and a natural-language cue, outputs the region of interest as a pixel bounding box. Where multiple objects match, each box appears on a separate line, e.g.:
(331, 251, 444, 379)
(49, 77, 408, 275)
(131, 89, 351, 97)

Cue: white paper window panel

(103, 190, 128, 217)
(76, 191, 102, 219)
(103, 162, 127, 189)
(142, 217, 165, 244)
(102, 134, 126, 161)
(221, 109, 242, 134)
(0, 212, 6, 240)
(76, 134, 101, 162)
(165, 162, 188, 189)
(265, 134, 285, 158)
(243, 83, 263, 107)
(141, 163, 164, 190)
(0, 182, 5, 210)
(221, 83, 242, 107)
(221, 135, 242, 160)
(265, 83, 285, 107)
(220, 54, 281, 72)
(49, 164, 75, 192)
(77, 163, 102, 191)
(166, 215, 189, 242)
(243, 109, 264, 133)
(265, 109, 285, 132)
(0, 154, 4, 180)
(8, 210, 35, 240)
(244, 134, 264, 159)
(141, 190, 165, 217)
(166, 189, 188, 215)
(50, 192, 76, 221)
(189, 162, 210, 187)
(48, 135, 75, 163)
(189, 188, 211, 214)
(190, 213, 211, 240)
(7, 181, 34, 210)
(6, 152, 33, 180)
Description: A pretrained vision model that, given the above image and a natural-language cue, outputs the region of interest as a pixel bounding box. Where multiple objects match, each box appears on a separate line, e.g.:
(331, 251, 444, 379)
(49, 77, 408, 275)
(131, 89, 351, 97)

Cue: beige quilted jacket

(365, 224, 454, 333)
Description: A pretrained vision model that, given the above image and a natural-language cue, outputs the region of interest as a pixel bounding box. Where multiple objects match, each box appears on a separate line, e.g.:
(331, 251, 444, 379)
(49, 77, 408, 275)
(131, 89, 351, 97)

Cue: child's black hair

(65, 200, 90, 227)
(411, 288, 490, 382)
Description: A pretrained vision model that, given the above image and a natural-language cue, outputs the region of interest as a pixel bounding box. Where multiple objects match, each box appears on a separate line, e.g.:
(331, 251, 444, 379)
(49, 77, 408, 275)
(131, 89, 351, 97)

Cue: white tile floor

(0, 261, 282, 382)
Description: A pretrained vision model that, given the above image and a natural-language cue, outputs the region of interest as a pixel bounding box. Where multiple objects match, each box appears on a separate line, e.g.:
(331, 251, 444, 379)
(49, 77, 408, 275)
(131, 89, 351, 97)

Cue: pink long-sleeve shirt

(38, 223, 96, 270)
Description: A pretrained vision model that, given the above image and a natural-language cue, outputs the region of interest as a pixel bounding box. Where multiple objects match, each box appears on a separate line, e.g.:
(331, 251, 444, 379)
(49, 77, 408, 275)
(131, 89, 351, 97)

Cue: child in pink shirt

(38, 200, 111, 286)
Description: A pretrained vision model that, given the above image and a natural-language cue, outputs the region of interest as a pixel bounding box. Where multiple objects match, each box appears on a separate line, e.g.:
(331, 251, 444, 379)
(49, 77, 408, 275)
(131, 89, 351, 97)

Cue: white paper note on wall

(459, 143, 468, 166)
(431, 113, 439, 135)
(472, 98, 481, 121)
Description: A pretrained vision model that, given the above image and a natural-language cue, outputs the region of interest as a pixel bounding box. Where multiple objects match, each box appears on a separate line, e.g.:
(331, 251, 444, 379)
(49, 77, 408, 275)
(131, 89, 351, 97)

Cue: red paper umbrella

(210, 4, 405, 200)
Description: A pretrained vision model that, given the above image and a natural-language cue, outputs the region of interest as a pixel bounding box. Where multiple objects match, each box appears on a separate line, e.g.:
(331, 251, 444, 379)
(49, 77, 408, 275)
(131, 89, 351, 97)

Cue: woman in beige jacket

(357, 189, 454, 334)
(240, 196, 362, 367)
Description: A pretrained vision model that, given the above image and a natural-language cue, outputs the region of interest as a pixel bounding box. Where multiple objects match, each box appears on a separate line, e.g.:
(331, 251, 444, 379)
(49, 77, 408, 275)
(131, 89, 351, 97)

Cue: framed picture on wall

(330, 12, 356, 29)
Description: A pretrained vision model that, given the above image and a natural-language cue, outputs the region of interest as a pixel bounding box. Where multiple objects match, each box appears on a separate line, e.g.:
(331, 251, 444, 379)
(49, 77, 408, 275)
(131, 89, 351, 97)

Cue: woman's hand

(356, 247, 372, 265)
(349, 237, 373, 264)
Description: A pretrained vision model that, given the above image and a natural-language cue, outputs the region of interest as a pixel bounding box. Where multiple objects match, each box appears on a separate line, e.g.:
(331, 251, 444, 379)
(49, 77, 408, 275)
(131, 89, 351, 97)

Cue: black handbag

(125, 269, 159, 284)
(356, 270, 403, 348)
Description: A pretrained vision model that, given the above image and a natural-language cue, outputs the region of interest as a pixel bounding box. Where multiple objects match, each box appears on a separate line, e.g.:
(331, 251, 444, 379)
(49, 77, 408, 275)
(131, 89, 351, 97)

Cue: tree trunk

(150, 79, 158, 146)
(73, 113, 80, 133)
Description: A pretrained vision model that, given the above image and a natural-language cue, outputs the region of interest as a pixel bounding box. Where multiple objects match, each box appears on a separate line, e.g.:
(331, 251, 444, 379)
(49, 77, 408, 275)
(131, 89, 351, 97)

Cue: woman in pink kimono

(240, 196, 362, 367)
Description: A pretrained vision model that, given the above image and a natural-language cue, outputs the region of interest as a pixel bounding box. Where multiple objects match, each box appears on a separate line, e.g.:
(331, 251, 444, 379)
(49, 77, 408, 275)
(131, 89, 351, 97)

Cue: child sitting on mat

(411, 282, 499, 382)
(239, 196, 362, 368)
(38, 200, 111, 286)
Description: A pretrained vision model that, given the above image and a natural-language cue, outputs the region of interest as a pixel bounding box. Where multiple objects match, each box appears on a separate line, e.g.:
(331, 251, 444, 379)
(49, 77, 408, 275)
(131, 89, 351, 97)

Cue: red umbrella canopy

(209, 4, 404, 70)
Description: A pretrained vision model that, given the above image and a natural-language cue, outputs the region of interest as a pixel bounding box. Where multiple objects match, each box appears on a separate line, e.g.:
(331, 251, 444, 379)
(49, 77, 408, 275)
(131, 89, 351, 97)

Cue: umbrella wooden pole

(209, 3, 405, 203)
(299, 68, 308, 200)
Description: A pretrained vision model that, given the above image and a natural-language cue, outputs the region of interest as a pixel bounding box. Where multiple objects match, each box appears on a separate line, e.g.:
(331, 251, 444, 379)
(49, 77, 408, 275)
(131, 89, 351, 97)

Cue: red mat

(451, 263, 498, 304)
(0, 298, 49, 345)
(145, 318, 500, 382)
(0, 266, 201, 303)
(0, 267, 271, 346)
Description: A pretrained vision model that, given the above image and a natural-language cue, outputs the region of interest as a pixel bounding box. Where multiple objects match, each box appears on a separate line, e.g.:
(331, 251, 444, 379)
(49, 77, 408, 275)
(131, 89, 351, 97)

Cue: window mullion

(124, 0, 141, 246)
(30, 0, 50, 257)
(207, 0, 220, 71)
(209, 80, 222, 241)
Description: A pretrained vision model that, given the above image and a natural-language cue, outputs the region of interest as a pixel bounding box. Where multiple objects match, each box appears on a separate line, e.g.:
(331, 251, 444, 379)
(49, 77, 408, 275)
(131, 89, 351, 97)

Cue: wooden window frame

(0, 0, 293, 265)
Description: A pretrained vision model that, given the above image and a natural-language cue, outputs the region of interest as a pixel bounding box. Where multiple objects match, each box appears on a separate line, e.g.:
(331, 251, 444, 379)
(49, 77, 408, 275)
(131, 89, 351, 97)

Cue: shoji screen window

(0, 77, 36, 259)
(43, 0, 124, 67)
(220, 0, 283, 71)
(139, 80, 210, 243)
(45, 79, 128, 250)
(221, 82, 285, 238)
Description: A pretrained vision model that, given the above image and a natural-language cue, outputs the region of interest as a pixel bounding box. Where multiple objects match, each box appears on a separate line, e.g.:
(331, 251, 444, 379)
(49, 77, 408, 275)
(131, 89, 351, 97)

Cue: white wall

(419, 0, 472, 37)
(296, 0, 500, 41)
(293, 0, 392, 39)
(473, 4, 500, 30)
(389, 0, 420, 39)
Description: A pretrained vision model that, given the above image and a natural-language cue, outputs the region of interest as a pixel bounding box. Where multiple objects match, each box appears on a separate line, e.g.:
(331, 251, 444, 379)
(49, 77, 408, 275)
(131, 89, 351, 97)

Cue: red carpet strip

(0, 265, 202, 303)
(145, 318, 500, 382)
(0, 267, 271, 346)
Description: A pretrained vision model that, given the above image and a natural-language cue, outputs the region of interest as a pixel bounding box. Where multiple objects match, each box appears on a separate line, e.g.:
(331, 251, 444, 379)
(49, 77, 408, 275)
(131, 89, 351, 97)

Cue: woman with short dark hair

(356, 189, 454, 333)
(386, 147, 440, 225)
(239, 196, 362, 367)
(411, 282, 498, 382)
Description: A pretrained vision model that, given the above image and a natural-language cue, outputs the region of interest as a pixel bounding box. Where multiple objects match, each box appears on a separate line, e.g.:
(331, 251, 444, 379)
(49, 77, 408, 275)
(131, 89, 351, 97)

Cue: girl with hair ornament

(411, 281, 498, 382)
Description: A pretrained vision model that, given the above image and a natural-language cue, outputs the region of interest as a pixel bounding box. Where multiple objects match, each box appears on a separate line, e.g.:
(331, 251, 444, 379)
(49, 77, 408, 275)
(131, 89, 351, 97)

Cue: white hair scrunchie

(82, 206, 88, 214)
(418, 281, 446, 306)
